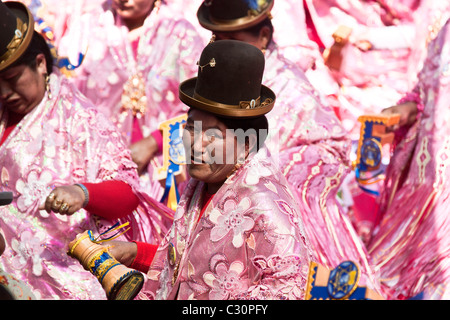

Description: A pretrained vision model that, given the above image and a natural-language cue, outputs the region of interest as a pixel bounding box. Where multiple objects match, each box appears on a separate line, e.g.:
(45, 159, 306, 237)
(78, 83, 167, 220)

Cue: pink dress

(0, 73, 173, 299)
(64, 2, 205, 199)
(302, 0, 421, 138)
(368, 17, 450, 300)
(263, 44, 379, 289)
(139, 148, 314, 300)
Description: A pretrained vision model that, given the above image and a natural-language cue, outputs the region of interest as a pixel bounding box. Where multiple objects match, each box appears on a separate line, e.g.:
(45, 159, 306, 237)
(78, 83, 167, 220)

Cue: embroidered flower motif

(251, 254, 307, 300)
(15, 170, 53, 212)
(86, 57, 120, 94)
(203, 260, 247, 300)
(275, 199, 303, 231)
(209, 198, 254, 248)
(27, 120, 65, 158)
(241, 149, 272, 185)
(11, 230, 46, 276)
(252, 254, 302, 277)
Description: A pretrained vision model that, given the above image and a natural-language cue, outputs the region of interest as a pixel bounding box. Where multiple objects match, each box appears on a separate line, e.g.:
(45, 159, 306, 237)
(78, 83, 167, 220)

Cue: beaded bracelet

(75, 183, 89, 208)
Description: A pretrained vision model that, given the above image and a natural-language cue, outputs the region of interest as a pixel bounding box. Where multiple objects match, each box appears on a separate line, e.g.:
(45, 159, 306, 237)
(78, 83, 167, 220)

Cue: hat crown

(198, 0, 274, 32)
(0, 1, 34, 71)
(0, 1, 20, 57)
(210, 0, 251, 20)
(179, 39, 275, 118)
(194, 40, 264, 106)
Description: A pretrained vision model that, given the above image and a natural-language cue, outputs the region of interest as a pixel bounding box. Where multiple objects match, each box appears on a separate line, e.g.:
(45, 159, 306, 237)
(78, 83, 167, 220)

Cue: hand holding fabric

(102, 240, 138, 267)
(129, 135, 159, 175)
(381, 101, 418, 131)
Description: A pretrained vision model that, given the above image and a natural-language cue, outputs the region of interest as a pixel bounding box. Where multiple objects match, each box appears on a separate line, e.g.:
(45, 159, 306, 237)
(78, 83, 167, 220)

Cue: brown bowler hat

(0, 1, 34, 72)
(179, 39, 275, 118)
(197, 0, 274, 32)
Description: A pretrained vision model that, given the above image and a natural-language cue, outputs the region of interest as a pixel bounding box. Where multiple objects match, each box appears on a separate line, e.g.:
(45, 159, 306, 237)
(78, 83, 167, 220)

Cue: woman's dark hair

(10, 31, 53, 74)
(186, 109, 269, 153)
(219, 115, 269, 152)
(243, 17, 274, 46)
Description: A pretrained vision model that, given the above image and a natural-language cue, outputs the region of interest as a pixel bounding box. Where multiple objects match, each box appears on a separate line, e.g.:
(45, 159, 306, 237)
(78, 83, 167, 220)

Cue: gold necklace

(121, 72, 148, 118)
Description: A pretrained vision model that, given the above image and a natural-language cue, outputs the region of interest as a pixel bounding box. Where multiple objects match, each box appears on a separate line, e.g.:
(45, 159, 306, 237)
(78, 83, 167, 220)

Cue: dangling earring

(45, 73, 52, 99)
(261, 45, 267, 55)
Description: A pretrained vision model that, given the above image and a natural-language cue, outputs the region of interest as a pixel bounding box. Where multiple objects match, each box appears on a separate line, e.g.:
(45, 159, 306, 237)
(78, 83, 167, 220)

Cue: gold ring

(59, 203, 69, 213)
(52, 199, 63, 210)
(47, 192, 56, 201)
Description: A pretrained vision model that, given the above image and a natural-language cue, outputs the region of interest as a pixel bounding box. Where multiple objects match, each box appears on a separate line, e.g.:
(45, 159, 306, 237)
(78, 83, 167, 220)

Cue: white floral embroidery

(15, 170, 53, 213)
(203, 260, 247, 300)
(209, 198, 254, 248)
(11, 230, 46, 276)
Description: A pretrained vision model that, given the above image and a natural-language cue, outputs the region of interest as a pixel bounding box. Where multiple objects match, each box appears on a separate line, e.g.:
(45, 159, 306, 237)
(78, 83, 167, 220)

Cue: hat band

(193, 92, 266, 110)
(0, 17, 28, 65)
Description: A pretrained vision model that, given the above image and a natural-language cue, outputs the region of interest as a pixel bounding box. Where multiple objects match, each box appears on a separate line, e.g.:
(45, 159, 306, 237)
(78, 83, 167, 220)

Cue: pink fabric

(139, 148, 314, 300)
(150, 129, 163, 154)
(269, 0, 322, 72)
(131, 116, 144, 143)
(368, 18, 450, 300)
(0, 73, 173, 300)
(301, 0, 422, 139)
(262, 45, 380, 289)
(65, 3, 205, 198)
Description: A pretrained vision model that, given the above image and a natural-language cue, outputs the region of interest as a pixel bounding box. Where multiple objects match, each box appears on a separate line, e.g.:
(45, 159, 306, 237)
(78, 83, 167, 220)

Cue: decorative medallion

(327, 261, 360, 300)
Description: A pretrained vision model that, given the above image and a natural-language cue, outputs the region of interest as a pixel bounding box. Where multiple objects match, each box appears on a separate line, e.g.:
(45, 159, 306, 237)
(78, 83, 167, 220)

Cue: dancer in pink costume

(302, 0, 422, 139)
(191, 0, 381, 290)
(0, 1, 172, 299)
(59, 0, 205, 200)
(101, 40, 315, 300)
(300, 0, 450, 242)
(367, 16, 450, 300)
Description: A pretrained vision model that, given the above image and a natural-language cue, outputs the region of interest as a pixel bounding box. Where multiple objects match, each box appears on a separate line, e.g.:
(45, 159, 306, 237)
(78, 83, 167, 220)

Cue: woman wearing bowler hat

(102, 40, 315, 300)
(0, 0, 173, 299)
(194, 0, 381, 291)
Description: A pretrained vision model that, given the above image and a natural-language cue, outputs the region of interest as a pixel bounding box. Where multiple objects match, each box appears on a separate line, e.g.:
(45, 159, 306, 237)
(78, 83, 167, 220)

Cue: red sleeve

(130, 241, 159, 273)
(0, 112, 24, 146)
(82, 180, 140, 220)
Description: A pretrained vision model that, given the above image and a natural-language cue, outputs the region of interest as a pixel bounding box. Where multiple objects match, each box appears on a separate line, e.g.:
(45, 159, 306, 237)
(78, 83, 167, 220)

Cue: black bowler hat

(0, 1, 34, 72)
(179, 39, 275, 118)
(197, 0, 274, 32)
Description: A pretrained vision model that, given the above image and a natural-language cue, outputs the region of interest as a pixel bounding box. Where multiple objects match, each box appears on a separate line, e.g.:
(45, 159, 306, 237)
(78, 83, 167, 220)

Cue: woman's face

(183, 109, 246, 191)
(0, 54, 47, 115)
(113, 0, 155, 20)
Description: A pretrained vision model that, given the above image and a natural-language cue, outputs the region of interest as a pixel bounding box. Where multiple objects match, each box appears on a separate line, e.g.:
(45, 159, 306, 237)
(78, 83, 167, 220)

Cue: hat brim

(0, 1, 34, 72)
(179, 77, 275, 118)
(197, 1, 274, 32)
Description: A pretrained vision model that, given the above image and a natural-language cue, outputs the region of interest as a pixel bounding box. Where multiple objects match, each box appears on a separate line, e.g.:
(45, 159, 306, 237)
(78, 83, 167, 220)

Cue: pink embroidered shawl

(263, 45, 379, 289)
(139, 148, 314, 300)
(368, 18, 450, 300)
(0, 73, 173, 299)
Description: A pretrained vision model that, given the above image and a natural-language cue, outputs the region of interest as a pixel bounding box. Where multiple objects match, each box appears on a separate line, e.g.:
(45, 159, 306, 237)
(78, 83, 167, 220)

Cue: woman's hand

(129, 135, 159, 175)
(381, 101, 418, 131)
(39, 185, 86, 215)
(103, 241, 137, 267)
